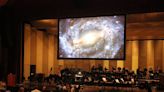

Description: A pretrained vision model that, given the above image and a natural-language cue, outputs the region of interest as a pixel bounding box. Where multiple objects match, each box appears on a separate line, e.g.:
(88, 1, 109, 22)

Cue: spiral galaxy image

(59, 16, 125, 59)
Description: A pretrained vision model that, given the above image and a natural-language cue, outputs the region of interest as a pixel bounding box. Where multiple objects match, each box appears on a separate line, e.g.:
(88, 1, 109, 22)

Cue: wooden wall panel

(54, 35, 58, 74)
(43, 33, 48, 76)
(36, 31, 44, 73)
(95, 60, 103, 68)
(162, 41, 164, 72)
(109, 60, 117, 70)
(103, 60, 109, 69)
(124, 41, 132, 70)
(24, 24, 31, 79)
(127, 22, 164, 40)
(64, 60, 76, 68)
(117, 60, 124, 68)
(84, 60, 90, 71)
(132, 41, 139, 73)
(127, 12, 164, 23)
(154, 40, 163, 70)
(147, 40, 154, 70)
(139, 41, 147, 69)
(75, 60, 83, 70)
(75, 60, 90, 71)
(30, 30, 37, 65)
(90, 60, 96, 71)
(48, 35, 55, 74)
(58, 60, 64, 74)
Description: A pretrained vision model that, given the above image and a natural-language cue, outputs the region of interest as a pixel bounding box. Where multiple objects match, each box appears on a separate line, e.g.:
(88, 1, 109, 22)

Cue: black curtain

(0, 6, 22, 83)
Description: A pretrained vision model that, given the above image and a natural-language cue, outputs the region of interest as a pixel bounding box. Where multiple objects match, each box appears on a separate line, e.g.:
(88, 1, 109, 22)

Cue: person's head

(71, 85, 74, 88)
(19, 86, 24, 92)
(118, 67, 121, 71)
(34, 86, 39, 89)
(42, 86, 46, 91)
(6, 90, 11, 92)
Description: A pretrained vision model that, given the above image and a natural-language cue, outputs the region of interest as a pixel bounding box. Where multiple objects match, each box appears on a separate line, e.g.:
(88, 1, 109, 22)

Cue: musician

(98, 64, 103, 72)
(104, 67, 108, 72)
(143, 68, 147, 78)
(149, 67, 154, 79)
(91, 66, 96, 73)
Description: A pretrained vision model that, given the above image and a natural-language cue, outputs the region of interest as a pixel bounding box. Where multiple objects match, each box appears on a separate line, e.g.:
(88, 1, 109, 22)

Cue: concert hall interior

(0, 0, 164, 92)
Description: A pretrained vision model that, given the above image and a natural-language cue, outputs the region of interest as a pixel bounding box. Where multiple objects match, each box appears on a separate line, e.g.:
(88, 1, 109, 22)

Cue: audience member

(31, 86, 41, 92)
(7, 73, 16, 92)
(70, 85, 75, 92)
(18, 86, 24, 92)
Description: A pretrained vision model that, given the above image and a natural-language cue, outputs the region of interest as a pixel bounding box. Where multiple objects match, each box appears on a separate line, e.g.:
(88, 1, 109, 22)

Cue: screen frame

(57, 14, 126, 60)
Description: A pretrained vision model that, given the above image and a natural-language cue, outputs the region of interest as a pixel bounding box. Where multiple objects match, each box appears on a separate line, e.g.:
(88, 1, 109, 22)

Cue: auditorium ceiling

(29, 12, 164, 40)
(4, 0, 163, 20)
